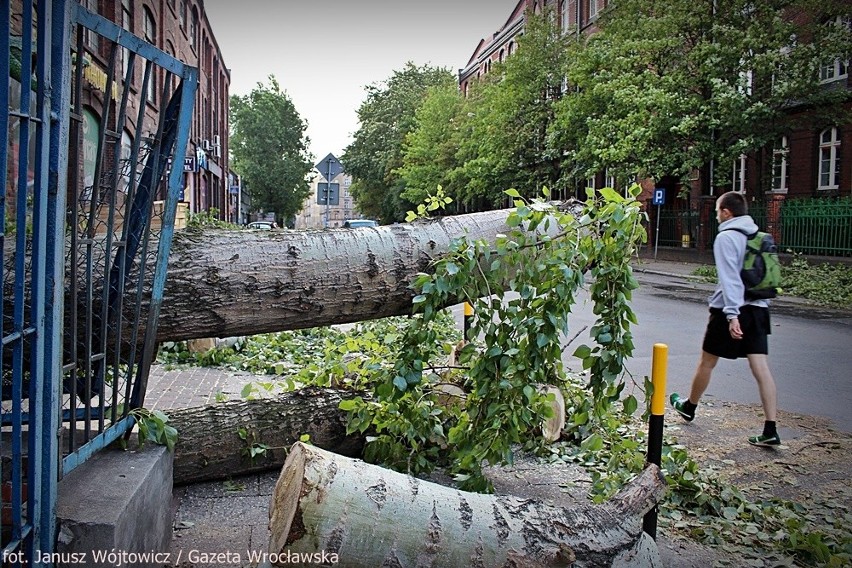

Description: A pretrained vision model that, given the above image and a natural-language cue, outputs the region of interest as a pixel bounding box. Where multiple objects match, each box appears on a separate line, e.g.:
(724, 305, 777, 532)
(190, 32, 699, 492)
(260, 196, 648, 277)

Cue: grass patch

(690, 254, 852, 309)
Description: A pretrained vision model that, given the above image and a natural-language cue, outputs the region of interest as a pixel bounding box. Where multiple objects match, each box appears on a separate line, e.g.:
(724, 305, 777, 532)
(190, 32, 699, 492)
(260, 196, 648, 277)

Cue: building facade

(293, 170, 356, 229)
(8, 0, 232, 222)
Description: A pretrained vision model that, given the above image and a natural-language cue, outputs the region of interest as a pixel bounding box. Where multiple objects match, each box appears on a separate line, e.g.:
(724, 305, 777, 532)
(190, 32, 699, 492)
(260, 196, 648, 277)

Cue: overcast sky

(203, 0, 520, 164)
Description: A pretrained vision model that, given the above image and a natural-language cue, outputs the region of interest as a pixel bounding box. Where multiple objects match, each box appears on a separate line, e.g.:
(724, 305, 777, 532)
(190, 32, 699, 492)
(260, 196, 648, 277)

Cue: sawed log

(268, 442, 665, 568)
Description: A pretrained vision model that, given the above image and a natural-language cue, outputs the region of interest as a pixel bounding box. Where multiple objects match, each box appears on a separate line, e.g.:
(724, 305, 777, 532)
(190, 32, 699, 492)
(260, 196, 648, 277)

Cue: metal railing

(2, 0, 197, 561)
(779, 197, 852, 257)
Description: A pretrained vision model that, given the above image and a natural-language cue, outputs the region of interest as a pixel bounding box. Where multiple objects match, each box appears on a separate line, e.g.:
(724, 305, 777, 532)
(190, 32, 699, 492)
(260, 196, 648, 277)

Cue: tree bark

(167, 387, 364, 485)
(268, 442, 664, 568)
(157, 209, 517, 342)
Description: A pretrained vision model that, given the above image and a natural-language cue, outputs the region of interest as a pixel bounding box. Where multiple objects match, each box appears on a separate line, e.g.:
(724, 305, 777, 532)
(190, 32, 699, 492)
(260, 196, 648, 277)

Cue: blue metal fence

(2, 1, 197, 561)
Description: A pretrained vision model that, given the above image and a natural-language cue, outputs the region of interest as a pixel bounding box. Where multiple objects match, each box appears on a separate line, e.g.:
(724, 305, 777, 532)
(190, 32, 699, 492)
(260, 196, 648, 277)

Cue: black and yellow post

(463, 302, 474, 339)
(643, 343, 668, 540)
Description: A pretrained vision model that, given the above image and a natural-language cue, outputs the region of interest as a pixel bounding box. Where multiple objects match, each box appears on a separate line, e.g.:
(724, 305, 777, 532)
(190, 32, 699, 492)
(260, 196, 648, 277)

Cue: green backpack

(725, 228, 782, 300)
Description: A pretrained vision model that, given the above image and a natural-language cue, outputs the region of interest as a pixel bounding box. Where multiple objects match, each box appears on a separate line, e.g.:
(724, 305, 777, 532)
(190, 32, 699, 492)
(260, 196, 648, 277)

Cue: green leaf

(392, 375, 408, 392)
(504, 188, 521, 198)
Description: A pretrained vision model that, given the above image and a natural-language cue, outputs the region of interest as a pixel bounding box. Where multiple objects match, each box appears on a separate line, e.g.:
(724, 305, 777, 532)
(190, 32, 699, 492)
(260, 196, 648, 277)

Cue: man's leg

(689, 350, 720, 404)
(671, 350, 719, 421)
(746, 353, 780, 446)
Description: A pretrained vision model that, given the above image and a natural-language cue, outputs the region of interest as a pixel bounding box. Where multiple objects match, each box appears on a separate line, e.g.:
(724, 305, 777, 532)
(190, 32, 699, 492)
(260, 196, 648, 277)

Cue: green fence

(780, 197, 852, 257)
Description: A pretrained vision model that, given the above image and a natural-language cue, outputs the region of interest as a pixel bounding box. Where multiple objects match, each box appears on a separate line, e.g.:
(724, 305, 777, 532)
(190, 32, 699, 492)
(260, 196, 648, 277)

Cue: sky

(203, 0, 520, 165)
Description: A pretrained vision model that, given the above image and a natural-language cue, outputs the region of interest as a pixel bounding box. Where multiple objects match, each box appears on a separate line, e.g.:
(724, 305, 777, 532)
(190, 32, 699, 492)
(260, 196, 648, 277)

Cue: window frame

(818, 127, 840, 191)
(771, 136, 789, 193)
(732, 154, 747, 193)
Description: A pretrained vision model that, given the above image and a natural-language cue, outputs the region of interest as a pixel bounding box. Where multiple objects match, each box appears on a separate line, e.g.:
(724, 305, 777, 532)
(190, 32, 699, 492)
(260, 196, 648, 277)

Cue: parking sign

(652, 187, 666, 206)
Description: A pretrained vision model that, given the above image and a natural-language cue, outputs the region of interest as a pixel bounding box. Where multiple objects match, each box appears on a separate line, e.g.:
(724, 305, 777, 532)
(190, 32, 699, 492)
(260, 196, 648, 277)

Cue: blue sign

(315, 153, 343, 181)
(317, 182, 340, 206)
(652, 187, 666, 206)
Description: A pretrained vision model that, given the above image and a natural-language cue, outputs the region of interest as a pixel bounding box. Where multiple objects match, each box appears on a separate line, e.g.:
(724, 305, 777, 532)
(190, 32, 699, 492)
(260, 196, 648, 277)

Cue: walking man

(670, 191, 780, 447)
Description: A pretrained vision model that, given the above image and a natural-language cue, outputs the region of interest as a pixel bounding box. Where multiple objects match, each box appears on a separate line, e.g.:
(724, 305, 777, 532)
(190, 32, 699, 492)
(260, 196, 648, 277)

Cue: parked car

(246, 221, 277, 230)
(343, 219, 378, 228)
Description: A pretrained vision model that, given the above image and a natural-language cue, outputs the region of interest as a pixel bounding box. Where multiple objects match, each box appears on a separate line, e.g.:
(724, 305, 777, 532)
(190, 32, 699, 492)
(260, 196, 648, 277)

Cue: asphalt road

(449, 269, 852, 432)
(559, 271, 852, 433)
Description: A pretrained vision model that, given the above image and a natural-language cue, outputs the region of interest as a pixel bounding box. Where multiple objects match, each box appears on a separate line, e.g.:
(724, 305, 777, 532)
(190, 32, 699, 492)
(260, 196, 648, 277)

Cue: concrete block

(56, 443, 173, 567)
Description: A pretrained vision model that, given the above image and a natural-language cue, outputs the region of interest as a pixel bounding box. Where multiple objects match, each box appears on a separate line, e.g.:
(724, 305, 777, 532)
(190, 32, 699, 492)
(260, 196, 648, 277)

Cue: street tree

(553, 0, 852, 192)
(230, 76, 313, 226)
(342, 63, 456, 222)
(395, 81, 466, 208)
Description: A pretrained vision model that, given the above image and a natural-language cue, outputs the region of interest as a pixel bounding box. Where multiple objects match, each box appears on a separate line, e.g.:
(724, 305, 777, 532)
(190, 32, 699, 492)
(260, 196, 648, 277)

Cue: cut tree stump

(167, 388, 364, 485)
(268, 442, 665, 567)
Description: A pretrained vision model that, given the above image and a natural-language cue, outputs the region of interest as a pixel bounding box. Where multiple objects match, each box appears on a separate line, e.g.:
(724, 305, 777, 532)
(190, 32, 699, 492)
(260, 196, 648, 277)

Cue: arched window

(818, 128, 840, 190)
(190, 8, 198, 51)
(178, 0, 185, 28)
(589, 0, 598, 20)
(771, 136, 789, 192)
(560, 0, 569, 32)
(120, 0, 133, 81)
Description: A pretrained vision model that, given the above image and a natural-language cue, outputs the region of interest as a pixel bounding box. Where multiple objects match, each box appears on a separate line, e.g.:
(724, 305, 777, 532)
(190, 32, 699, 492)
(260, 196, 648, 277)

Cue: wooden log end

(538, 385, 566, 442)
(268, 442, 307, 555)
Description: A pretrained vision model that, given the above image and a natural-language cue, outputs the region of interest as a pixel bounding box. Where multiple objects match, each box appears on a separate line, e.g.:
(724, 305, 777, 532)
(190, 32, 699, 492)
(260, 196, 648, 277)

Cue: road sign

(317, 182, 340, 206)
(315, 153, 343, 181)
(652, 187, 666, 206)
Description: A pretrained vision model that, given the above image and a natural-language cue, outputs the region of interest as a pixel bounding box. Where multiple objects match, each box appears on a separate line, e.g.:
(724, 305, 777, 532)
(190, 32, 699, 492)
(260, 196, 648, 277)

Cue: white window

(820, 16, 850, 83)
(732, 154, 747, 193)
(605, 168, 616, 189)
(818, 128, 840, 190)
(771, 136, 789, 193)
(560, 0, 569, 33)
(586, 176, 596, 190)
(589, 0, 598, 20)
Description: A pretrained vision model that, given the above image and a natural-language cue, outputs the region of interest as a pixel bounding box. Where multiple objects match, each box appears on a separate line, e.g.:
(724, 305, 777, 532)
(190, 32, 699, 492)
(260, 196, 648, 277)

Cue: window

(560, 0, 569, 32)
(589, 0, 598, 20)
(771, 137, 789, 192)
(586, 176, 596, 190)
(818, 128, 840, 190)
(84, 0, 98, 49)
(143, 7, 156, 103)
(732, 154, 747, 193)
(820, 16, 850, 83)
(605, 169, 616, 189)
(178, 0, 185, 28)
(120, 0, 132, 81)
(190, 9, 198, 51)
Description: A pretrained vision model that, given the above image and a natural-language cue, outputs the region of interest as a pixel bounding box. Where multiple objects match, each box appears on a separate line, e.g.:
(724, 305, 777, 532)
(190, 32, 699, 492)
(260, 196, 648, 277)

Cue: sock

(763, 420, 777, 437)
(683, 400, 697, 414)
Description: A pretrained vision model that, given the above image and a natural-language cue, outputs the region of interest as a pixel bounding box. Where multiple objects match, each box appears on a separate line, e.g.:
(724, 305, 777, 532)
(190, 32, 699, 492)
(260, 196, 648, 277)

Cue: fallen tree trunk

(167, 387, 364, 485)
(169, 385, 565, 485)
(157, 208, 519, 343)
(268, 442, 664, 568)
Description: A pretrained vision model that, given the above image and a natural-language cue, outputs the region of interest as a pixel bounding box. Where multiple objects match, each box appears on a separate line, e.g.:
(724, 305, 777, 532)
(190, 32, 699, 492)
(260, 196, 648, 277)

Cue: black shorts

(702, 306, 770, 360)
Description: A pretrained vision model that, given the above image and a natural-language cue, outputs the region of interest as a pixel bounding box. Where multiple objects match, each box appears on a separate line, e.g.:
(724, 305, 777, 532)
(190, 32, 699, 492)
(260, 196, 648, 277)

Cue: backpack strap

(721, 227, 758, 239)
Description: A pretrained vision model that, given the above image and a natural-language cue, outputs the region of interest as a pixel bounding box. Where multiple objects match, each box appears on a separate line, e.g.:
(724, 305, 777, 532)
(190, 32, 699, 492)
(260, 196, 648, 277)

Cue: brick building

(8, 0, 232, 222)
(293, 170, 356, 229)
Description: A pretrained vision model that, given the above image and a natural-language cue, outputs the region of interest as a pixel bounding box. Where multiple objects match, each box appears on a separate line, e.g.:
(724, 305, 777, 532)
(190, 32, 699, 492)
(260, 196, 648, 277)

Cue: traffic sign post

(315, 153, 343, 228)
(652, 188, 665, 260)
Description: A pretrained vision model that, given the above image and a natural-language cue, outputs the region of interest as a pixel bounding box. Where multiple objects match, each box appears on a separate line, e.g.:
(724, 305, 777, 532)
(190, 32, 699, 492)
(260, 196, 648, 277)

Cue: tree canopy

(553, 0, 852, 192)
(341, 63, 456, 223)
(355, 3, 851, 213)
(230, 76, 313, 226)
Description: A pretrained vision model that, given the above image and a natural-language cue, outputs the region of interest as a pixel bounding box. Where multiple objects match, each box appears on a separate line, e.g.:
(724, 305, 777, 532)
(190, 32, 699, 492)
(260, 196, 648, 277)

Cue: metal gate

(2, 0, 197, 561)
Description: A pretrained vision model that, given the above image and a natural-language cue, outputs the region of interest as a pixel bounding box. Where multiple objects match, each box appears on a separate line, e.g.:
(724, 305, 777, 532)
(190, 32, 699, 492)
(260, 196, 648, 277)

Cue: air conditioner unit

(213, 134, 221, 148)
(213, 145, 221, 158)
(202, 139, 212, 151)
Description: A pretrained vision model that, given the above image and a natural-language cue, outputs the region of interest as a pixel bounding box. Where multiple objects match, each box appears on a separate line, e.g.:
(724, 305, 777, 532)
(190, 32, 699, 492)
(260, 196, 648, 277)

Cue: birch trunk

(268, 442, 664, 568)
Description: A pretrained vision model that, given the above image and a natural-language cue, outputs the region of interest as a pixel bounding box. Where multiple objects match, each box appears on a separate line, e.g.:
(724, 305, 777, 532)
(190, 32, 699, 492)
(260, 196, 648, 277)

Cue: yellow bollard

(643, 343, 668, 540)
(463, 302, 473, 339)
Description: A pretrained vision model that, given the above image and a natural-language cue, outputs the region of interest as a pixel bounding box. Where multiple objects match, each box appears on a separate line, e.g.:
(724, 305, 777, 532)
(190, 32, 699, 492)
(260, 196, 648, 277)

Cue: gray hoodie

(708, 214, 769, 319)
